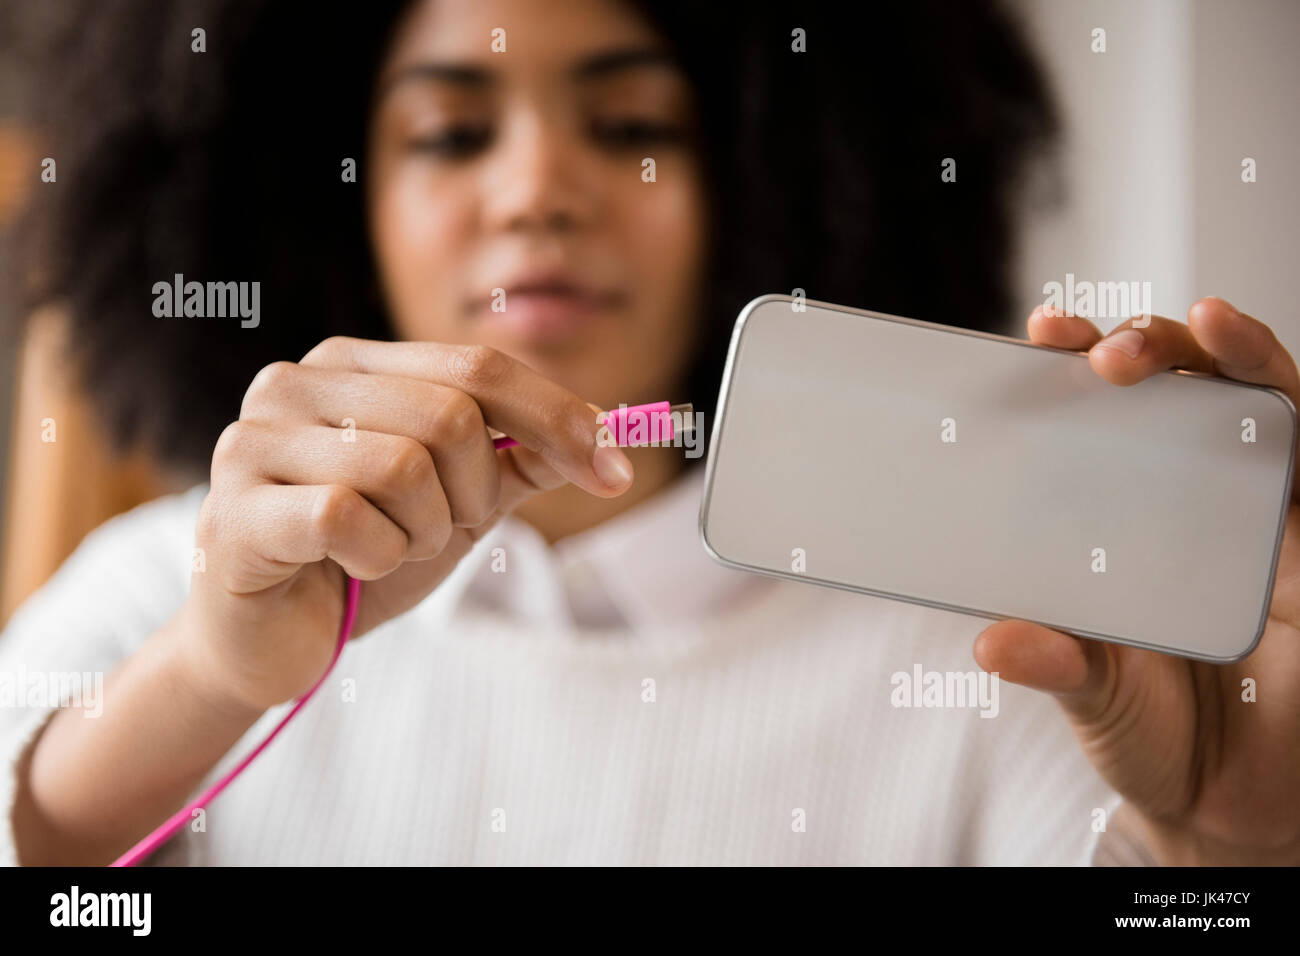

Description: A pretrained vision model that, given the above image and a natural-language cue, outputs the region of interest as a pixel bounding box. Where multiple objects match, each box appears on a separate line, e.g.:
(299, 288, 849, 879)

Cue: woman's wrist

(167, 600, 267, 726)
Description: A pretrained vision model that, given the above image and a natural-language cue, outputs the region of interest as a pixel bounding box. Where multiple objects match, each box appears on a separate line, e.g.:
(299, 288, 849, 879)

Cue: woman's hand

(182, 337, 636, 714)
(975, 296, 1300, 865)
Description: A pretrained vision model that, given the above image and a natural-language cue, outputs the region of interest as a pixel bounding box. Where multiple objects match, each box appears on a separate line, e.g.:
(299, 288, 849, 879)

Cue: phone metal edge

(698, 293, 1298, 665)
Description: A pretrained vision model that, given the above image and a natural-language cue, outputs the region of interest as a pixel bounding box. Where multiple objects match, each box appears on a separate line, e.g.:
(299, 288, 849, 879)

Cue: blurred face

(367, 0, 707, 410)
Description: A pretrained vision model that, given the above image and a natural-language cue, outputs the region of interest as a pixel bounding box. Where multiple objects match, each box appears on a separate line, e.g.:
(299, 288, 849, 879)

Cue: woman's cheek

(376, 176, 475, 338)
(389, 171, 470, 259)
(626, 174, 705, 306)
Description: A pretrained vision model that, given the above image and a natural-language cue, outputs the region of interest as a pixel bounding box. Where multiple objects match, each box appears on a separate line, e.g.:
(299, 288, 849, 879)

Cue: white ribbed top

(0, 466, 1148, 865)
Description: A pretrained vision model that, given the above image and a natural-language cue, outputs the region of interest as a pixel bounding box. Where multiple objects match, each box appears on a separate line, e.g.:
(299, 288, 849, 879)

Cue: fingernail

(1096, 329, 1145, 359)
(592, 444, 634, 488)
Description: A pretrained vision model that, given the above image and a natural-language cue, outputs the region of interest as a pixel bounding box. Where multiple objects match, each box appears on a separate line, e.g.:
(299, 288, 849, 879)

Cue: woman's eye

(590, 118, 684, 149)
(407, 124, 492, 157)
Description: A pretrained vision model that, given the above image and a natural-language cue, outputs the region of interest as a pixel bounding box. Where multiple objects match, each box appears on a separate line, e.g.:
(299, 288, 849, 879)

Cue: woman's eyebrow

(573, 47, 678, 80)
(376, 46, 678, 99)
(376, 62, 492, 98)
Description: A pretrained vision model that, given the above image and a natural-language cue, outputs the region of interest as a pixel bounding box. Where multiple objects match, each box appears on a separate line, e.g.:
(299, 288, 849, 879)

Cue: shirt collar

(430, 463, 766, 636)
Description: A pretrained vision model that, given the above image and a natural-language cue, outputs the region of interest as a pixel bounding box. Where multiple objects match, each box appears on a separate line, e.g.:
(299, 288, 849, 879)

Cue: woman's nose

(480, 110, 596, 235)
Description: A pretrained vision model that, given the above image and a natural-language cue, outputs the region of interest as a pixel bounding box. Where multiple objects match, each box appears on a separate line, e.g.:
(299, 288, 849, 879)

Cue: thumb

(348, 404, 629, 634)
(972, 619, 1117, 722)
(349, 442, 574, 633)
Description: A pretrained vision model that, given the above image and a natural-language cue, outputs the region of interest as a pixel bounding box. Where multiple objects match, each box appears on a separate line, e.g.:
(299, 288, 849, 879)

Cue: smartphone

(698, 294, 1296, 663)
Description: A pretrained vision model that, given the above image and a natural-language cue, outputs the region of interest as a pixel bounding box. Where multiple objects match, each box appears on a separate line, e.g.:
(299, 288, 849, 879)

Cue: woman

(4, 0, 1297, 865)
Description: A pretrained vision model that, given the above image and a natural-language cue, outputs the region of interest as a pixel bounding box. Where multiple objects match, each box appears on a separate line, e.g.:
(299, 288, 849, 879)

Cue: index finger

(1188, 297, 1300, 410)
(300, 337, 634, 497)
(1187, 297, 1300, 486)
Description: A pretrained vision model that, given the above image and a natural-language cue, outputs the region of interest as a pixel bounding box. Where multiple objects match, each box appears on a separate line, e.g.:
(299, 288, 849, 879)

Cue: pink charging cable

(111, 575, 362, 866)
(111, 400, 692, 866)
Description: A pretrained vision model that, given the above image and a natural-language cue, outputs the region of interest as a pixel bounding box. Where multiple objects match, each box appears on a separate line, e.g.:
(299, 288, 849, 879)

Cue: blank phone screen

(699, 296, 1296, 662)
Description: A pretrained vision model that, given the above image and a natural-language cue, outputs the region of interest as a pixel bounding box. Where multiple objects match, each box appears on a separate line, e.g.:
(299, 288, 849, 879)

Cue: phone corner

(738, 292, 793, 314)
(733, 293, 792, 333)
(1195, 618, 1268, 665)
(1270, 384, 1299, 442)
(696, 501, 746, 576)
(1228, 616, 1269, 663)
(696, 506, 725, 567)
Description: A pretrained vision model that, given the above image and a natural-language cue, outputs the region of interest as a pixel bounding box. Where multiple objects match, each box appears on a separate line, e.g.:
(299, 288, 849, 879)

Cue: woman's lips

(471, 286, 622, 345)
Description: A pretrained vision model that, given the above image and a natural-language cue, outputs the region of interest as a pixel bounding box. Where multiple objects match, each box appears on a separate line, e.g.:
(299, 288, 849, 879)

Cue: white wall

(1010, 0, 1299, 356)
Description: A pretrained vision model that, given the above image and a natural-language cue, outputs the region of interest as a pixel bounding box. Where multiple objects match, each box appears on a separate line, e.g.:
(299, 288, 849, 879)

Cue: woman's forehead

(379, 0, 671, 80)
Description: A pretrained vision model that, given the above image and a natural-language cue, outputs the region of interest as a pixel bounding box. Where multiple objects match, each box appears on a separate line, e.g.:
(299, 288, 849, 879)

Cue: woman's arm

(11, 601, 264, 866)
(9, 337, 633, 865)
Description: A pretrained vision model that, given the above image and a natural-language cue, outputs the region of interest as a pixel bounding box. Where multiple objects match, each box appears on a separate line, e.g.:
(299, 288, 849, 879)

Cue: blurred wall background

(1012, 0, 1300, 355)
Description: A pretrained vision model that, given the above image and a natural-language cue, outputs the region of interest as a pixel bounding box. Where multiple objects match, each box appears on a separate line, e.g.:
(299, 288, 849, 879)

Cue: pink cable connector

(492, 401, 694, 449)
(112, 400, 691, 866)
